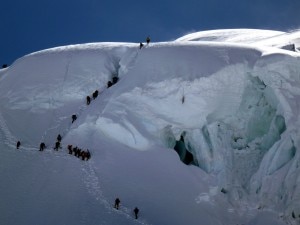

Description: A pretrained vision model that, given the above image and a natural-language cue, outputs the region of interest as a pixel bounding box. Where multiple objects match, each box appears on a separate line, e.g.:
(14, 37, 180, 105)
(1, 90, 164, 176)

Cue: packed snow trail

(81, 156, 152, 225)
(0, 111, 16, 148)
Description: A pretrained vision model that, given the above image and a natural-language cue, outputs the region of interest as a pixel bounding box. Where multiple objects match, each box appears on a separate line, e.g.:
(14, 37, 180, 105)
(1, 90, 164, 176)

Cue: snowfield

(0, 29, 300, 225)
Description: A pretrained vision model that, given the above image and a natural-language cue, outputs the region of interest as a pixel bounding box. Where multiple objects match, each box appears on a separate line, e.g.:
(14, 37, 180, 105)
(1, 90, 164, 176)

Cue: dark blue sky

(1, 0, 300, 65)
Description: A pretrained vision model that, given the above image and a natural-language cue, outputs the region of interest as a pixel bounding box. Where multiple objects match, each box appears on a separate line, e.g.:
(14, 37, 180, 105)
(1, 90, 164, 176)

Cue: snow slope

(0, 29, 300, 225)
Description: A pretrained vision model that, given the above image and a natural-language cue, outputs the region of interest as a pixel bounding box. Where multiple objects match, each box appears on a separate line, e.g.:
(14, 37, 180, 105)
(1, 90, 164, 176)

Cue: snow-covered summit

(0, 29, 300, 225)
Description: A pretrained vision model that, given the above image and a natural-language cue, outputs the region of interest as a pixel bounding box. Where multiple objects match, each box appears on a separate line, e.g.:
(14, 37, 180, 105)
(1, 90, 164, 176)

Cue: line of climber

(39, 135, 92, 161)
(67, 144, 91, 161)
(14, 39, 148, 151)
(114, 197, 140, 220)
(86, 76, 119, 105)
(15, 76, 121, 154)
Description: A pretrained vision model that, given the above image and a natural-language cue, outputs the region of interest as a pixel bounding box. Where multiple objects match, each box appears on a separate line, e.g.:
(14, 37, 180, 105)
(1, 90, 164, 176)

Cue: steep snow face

(0, 43, 136, 146)
(1, 31, 300, 224)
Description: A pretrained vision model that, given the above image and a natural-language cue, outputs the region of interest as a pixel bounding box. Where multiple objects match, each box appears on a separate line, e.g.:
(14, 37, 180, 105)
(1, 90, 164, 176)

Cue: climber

(133, 207, 139, 219)
(146, 36, 150, 45)
(39, 142, 46, 151)
(92, 90, 99, 99)
(71, 114, 77, 123)
(112, 77, 119, 84)
(16, 141, 21, 149)
(67, 145, 73, 154)
(81, 151, 86, 160)
(57, 134, 62, 142)
(54, 141, 61, 151)
(114, 198, 121, 209)
(139, 42, 144, 49)
(73, 146, 78, 156)
(86, 96, 91, 105)
(107, 81, 113, 88)
(73, 147, 79, 157)
(86, 149, 91, 160)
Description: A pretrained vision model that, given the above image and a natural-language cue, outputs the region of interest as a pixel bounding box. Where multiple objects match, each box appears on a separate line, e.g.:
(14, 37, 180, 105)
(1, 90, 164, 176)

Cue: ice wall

(175, 54, 300, 223)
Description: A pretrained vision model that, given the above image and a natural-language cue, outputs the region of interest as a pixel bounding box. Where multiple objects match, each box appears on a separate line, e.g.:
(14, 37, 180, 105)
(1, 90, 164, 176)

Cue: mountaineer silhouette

(114, 198, 120, 209)
(71, 114, 77, 123)
(16, 141, 21, 149)
(39, 142, 46, 151)
(134, 207, 139, 219)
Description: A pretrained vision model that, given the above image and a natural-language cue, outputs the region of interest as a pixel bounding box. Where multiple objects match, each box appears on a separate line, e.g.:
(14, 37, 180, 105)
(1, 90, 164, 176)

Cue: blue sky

(1, 0, 300, 65)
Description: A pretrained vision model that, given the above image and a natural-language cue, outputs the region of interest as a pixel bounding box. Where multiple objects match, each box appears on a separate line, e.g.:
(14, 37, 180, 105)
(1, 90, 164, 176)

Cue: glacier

(0, 29, 300, 225)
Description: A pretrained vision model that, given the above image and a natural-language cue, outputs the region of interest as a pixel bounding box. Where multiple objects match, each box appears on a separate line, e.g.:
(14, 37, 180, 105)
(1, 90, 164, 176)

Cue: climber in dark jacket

(57, 134, 62, 142)
(72, 114, 77, 123)
(92, 90, 99, 99)
(67, 145, 73, 154)
(107, 81, 113, 88)
(112, 77, 119, 84)
(133, 207, 139, 219)
(54, 141, 61, 151)
(39, 142, 46, 151)
(16, 141, 21, 149)
(86, 149, 91, 160)
(86, 96, 91, 105)
(114, 198, 121, 209)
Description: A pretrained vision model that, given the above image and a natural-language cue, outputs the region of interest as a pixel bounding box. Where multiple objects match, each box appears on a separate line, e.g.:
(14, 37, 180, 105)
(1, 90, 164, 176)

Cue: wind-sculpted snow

(176, 29, 285, 43)
(0, 30, 300, 225)
(176, 29, 300, 51)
